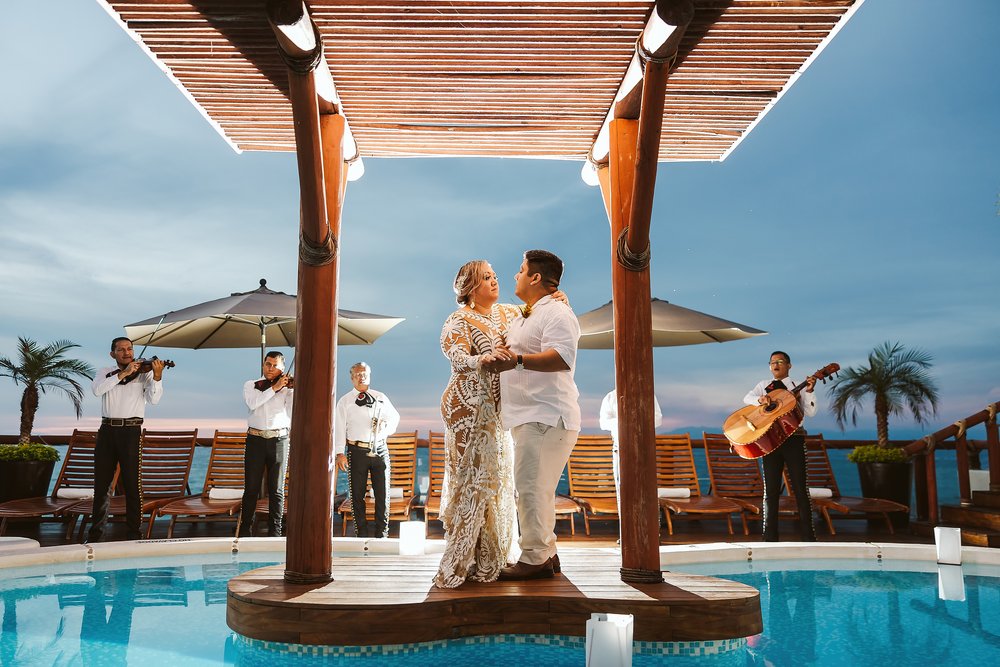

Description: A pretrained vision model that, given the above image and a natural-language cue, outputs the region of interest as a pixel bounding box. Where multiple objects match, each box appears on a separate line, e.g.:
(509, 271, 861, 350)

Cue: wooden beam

(626, 55, 669, 259)
(265, 0, 364, 180)
(584, 0, 693, 177)
(600, 118, 662, 584)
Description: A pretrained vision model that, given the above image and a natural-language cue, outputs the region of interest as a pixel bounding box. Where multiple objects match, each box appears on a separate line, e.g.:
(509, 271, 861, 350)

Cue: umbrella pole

(135, 315, 166, 359)
(259, 321, 266, 369)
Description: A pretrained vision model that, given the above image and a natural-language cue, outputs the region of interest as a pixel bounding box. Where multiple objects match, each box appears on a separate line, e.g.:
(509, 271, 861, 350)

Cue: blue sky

(1, 0, 998, 442)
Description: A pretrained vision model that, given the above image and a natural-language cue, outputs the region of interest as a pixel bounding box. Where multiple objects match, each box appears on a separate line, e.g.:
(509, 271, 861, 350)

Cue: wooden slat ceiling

(102, 0, 861, 162)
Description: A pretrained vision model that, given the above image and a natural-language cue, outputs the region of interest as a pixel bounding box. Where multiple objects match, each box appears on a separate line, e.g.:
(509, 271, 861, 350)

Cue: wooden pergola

(101, 0, 862, 588)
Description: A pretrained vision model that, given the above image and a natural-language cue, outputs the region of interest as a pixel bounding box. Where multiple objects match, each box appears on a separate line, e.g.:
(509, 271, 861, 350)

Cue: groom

(485, 249, 580, 580)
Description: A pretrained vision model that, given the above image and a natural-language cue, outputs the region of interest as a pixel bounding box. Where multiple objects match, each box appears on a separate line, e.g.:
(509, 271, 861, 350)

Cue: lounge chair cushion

(208, 487, 244, 500)
(366, 487, 405, 499)
(657, 487, 691, 499)
(55, 488, 94, 500)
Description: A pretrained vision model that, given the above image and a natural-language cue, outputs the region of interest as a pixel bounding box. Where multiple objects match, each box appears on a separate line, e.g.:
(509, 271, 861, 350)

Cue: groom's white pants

(511, 421, 578, 565)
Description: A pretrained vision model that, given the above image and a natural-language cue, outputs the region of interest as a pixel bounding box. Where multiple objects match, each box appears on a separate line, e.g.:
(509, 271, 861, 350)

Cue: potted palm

(829, 341, 939, 527)
(0, 337, 94, 502)
(0, 442, 61, 503)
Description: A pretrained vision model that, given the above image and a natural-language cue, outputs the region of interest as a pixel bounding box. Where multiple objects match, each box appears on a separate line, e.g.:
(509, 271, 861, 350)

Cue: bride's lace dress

(433, 303, 520, 588)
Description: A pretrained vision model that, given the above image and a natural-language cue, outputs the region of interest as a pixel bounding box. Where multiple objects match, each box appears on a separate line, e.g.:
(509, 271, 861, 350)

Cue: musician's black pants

(760, 433, 816, 542)
(346, 443, 390, 538)
(239, 433, 288, 537)
(89, 424, 142, 541)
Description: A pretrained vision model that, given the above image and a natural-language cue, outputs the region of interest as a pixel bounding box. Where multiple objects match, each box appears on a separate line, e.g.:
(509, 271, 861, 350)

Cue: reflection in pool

(1, 554, 999, 665)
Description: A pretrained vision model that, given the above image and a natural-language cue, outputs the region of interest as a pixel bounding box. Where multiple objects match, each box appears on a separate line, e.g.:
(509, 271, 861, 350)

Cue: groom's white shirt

(500, 294, 581, 431)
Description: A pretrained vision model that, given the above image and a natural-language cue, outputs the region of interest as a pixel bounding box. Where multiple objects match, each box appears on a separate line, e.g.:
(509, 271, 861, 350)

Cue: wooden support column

(588, 0, 690, 585)
(926, 450, 939, 524)
(912, 454, 928, 521)
(956, 431, 971, 507)
(987, 408, 1000, 492)
(598, 118, 661, 584)
(269, 0, 341, 584)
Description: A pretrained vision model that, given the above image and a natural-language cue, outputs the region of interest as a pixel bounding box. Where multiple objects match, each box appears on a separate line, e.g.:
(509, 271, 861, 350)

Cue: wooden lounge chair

(655, 434, 742, 535)
(423, 431, 446, 524)
(785, 434, 908, 535)
(567, 434, 618, 535)
(251, 460, 289, 536)
(555, 494, 582, 536)
(424, 430, 576, 534)
(702, 432, 800, 535)
(150, 430, 247, 538)
(339, 431, 418, 536)
(64, 429, 197, 540)
(0, 429, 100, 536)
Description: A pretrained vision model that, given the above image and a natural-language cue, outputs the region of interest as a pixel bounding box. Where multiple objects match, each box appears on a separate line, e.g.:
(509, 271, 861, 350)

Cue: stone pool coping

(0, 536, 998, 570)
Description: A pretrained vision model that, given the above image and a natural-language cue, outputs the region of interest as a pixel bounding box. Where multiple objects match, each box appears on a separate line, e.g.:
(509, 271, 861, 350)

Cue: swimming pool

(1, 543, 998, 665)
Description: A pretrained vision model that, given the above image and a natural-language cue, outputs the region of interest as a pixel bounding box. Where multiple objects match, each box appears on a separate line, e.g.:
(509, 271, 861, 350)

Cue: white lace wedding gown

(433, 303, 519, 588)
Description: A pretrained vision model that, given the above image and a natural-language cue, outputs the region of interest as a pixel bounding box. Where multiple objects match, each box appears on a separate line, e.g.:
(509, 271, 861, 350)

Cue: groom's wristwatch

(515, 354, 524, 370)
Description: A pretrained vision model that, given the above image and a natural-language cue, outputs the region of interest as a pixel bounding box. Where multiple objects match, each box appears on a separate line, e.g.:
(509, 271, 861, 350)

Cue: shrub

(847, 444, 907, 464)
(0, 443, 61, 462)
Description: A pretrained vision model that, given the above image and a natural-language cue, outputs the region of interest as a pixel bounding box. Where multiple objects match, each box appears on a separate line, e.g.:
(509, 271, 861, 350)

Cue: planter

(857, 460, 912, 529)
(0, 460, 56, 503)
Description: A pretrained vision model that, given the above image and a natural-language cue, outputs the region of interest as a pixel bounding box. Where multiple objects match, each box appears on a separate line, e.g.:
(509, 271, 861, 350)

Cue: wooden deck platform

(227, 549, 762, 646)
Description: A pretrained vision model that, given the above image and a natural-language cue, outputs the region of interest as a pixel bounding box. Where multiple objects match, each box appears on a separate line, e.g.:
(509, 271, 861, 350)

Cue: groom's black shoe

(549, 553, 561, 574)
(498, 559, 554, 581)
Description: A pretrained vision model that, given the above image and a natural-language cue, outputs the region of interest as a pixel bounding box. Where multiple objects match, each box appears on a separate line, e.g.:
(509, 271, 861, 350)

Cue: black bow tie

(356, 392, 374, 407)
(767, 380, 786, 393)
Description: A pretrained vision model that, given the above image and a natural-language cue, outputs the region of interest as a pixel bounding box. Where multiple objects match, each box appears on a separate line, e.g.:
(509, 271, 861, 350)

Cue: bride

(433, 260, 519, 588)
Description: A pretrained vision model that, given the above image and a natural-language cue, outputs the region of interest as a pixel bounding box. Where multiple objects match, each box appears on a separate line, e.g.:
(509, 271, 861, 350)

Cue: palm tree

(0, 337, 95, 443)
(828, 341, 939, 447)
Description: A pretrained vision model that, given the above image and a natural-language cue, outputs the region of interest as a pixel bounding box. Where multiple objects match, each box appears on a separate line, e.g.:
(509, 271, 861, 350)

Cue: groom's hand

(483, 345, 516, 373)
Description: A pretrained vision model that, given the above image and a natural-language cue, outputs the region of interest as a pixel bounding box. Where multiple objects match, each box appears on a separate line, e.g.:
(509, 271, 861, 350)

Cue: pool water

(671, 559, 1000, 666)
(1, 555, 998, 665)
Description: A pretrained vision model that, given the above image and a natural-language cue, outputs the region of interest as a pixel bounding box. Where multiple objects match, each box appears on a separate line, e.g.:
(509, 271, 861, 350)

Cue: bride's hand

(552, 290, 570, 308)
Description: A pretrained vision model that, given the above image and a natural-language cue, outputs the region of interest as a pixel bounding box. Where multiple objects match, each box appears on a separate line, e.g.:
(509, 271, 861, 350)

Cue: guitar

(723, 363, 840, 459)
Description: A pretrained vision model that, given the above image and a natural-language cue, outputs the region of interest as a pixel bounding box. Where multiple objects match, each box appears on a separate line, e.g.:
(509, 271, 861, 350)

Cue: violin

(254, 373, 294, 391)
(135, 357, 175, 373)
(106, 357, 175, 384)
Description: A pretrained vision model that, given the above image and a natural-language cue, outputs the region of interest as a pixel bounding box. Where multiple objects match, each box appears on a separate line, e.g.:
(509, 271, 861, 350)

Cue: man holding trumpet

(335, 362, 400, 538)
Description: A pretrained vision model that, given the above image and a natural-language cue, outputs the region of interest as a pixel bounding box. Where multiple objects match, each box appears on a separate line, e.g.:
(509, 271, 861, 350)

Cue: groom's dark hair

(524, 249, 563, 290)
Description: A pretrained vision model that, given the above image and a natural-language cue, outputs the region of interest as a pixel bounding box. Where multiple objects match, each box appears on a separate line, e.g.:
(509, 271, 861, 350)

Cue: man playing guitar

(743, 351, 818, 542)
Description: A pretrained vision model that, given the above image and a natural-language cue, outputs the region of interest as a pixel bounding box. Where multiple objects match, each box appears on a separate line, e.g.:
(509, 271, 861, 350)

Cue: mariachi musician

(334, 362, 400, 538)
(743, 351, 818, 542)
(89, 337, 167, 542)
(240, 350, 292, 537)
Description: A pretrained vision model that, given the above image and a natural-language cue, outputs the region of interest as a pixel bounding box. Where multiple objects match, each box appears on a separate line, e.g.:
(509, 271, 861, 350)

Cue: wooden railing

(902, 401, 1000, 524)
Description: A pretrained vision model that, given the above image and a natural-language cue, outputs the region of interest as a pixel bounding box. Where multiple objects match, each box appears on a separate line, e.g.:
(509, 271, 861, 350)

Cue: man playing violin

(239, 351, 293, 537)
(89, 337, 165, 542)
(743, 351, 818, 542)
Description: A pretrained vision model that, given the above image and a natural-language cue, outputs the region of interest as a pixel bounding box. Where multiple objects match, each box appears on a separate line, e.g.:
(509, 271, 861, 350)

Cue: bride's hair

(454, 259, 488, 305)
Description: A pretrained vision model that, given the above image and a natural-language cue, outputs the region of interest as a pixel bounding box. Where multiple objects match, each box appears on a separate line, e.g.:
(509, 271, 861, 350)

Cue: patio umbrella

(577, 298, 766, 349)
(124, 279, 404, 364)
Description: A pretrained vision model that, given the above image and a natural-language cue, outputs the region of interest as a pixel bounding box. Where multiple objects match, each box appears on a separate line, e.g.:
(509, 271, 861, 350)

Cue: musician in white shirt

(89, 337, 164, 542)
(334, 362, 400, 538)
(599, 388, 662, 512)
(742, 351, 817, 542)
(240, 351, 293, 537)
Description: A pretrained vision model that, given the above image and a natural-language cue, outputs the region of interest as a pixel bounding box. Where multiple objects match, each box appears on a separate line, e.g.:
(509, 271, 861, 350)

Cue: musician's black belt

(102, 417, 143, 427)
